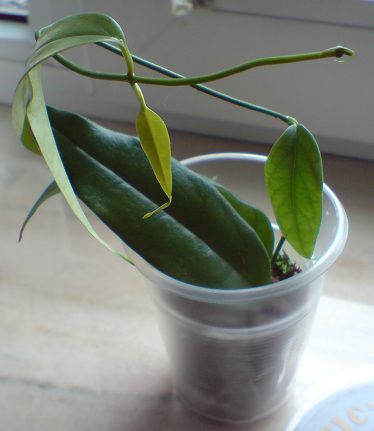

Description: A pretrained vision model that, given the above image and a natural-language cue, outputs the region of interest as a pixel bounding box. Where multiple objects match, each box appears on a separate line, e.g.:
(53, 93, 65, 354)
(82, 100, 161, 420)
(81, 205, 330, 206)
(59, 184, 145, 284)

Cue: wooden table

(1, 263, 373, 431)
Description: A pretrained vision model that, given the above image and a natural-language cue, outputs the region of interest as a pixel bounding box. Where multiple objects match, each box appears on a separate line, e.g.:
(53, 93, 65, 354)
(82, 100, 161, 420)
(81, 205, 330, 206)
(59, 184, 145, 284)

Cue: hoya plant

(13, 13, 353, 288)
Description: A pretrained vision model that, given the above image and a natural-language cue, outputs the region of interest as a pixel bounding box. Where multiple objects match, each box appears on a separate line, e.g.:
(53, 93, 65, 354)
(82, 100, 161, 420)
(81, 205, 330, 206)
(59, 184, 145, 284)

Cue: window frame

(214, 0, 374, 29)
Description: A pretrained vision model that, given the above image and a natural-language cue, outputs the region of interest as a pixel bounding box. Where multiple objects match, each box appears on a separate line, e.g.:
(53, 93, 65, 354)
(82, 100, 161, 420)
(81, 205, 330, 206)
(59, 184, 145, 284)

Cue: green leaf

(11, 13, 135, 263)
(265, 123, 323, 258)
(25, 13, 128, 73)
(15, 66, 132, 264)
(197, 171, 274, 256)
(215, 185, 274, 257)
(19, 181, 60, 242)
(35, 13, 126, 48)
(27, 35, 121, 72)
(20, 115, 41, 155)
(15, 12, 170, 224)
(136, 106, 172, 218)
(13, 13, 131, 156)
(12, 77, 28, 136)
(12, 78, 41, 155)
(47, 106, 271, 287)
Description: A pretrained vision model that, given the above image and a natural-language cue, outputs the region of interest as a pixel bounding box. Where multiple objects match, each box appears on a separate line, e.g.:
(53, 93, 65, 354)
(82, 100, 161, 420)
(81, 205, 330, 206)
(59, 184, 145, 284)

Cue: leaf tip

(18, 217, 29, 243)
(142, 211, 153, 220)
(334, 46, 355, 58)
(142, 199, 172, 220)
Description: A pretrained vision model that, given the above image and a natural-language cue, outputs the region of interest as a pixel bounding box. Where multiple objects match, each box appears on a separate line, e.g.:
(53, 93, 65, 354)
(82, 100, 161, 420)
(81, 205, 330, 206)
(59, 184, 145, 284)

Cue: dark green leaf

(215, 185, 274, 257)
(19, 181, 60, 242)
(265, 123, 323, 258)
(47, 106, 271, 287)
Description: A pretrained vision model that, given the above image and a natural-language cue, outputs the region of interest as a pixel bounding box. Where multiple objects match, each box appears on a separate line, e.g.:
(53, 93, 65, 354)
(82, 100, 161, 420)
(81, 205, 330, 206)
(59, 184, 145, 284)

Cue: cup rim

(128, 152, 348, 303)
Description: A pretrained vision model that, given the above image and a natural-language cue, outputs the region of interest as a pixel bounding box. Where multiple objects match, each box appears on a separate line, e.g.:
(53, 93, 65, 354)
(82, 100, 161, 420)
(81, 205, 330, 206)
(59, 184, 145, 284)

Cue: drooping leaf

(13, 12, 173, 228)
(19, 181, 60, 242)
(11, 13, 137, 263)
(47, 106, 271, 287)
(12, 78, 41, 155)
(14, 67, 132, 263)
(136, 106, 172, 218)
(27, 35, 121, 72)
(13, 13, 130, 156)
(28, 13, 127, 70)
(264, 123, 323, 258)
(20, 115, 41, 155)
(12, 76, 28, 136)
(34, 13, 126, 49)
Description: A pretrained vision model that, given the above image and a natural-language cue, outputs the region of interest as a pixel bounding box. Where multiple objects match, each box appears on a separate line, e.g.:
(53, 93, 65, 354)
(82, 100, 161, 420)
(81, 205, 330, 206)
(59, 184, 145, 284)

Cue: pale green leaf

(18, 66, 132, 263)
(11, 13, 137, 263)
(27, 35, 120, 72)
(20, 115, 41, 155)
(215, 185, 274, 257)
(12, 78, 41, 154)
(13, 13, 130, 157)
(12, 77, 28, 136)
(26, 13, 128, 77)
(264, 123, 323, 258)
(136, 106, 172, 218)
(35, 13, 126, 49)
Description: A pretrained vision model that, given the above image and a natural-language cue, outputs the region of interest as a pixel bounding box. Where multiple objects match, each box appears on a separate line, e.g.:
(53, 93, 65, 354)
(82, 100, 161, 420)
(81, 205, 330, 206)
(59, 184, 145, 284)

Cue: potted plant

(13, 12, 351, 424)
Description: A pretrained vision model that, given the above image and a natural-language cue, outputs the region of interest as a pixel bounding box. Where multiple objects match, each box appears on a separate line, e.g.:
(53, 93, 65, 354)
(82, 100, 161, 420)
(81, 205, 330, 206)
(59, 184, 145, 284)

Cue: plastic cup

(126, 153, 348, 424)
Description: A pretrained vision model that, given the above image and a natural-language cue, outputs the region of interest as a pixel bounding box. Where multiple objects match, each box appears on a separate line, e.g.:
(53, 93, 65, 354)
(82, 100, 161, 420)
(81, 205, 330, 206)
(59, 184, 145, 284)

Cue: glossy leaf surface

(265, 124, 323, 258)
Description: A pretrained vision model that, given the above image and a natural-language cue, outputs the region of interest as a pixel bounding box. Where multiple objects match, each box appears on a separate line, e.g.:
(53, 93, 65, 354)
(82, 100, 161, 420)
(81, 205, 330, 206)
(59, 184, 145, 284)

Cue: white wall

(1, 0, 373, 159)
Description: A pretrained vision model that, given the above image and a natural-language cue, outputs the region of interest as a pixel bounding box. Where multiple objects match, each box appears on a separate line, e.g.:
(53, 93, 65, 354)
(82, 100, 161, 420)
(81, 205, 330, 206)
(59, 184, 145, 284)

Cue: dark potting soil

(272, 251, 302, 282)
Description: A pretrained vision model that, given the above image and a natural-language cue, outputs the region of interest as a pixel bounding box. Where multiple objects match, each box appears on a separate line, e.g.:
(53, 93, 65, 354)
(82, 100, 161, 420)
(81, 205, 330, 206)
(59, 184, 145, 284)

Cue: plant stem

(120, 43, 135, 78)
(53, 54, 124, 81)
(97, 43, 352, 121)
(51, 44, 353, 125)
(132, 83, 147, 108)
(95, 44, 353, 87)
(130, 46, 354, 86)
(271, 236, 286, 267)
(52, 51, 292, 124)
(119, 44, 148, 111)
(125, 49, 294, 125)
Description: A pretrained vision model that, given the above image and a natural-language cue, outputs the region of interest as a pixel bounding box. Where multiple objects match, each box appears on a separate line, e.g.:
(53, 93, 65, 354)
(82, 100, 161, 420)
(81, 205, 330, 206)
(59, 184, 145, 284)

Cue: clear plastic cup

(126, 153, 348, 424)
